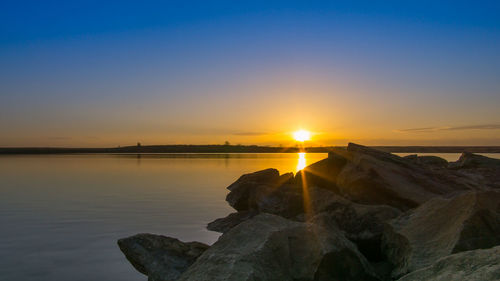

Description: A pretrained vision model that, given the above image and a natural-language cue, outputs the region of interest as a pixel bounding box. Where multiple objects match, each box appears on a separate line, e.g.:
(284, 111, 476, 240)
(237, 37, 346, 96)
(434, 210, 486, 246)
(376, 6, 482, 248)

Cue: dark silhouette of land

(1, 144, 500, 154)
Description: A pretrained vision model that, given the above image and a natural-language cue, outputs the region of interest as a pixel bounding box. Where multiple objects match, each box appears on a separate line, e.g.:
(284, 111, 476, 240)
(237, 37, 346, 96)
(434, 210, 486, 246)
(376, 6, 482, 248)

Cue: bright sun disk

(293, 130, 311, 142)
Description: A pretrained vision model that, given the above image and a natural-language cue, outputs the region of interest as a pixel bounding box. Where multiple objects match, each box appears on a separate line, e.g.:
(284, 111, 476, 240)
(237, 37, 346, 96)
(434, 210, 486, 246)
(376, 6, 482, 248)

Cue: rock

(117, 234, 209, 281)
(224, 144, 485, 219)
(397, 246, 500, 281)
(179, 213, 380, 281)
(333, 143, 481, 210)
(207, 210, 258, 233)
(225, 168, 299, 216)
(450, 152, 500, 189)
(402, 154, 449, 168)
(308, 196, 401, 241)
(310, 202, 401, 280)
(295, 150, 348, 193)
(452, 152, 500, 169)
(382, 190, 500, 278)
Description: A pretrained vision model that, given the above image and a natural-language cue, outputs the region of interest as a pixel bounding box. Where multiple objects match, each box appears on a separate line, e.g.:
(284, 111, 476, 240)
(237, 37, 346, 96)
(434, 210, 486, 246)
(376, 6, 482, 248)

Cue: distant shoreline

(1, 144, 500, 154)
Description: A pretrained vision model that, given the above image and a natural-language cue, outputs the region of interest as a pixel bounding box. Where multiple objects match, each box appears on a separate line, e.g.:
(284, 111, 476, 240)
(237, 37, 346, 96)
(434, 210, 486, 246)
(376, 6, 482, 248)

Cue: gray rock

(206, 210, 258, 233)
(382, 190, 500, 278)
(179, 213, 380, 281)
(452, 151, 500, 169)
(307, 193, 401, 241)
(397, 246, 500, 281)
(117, 234, 209, 281)
(334, 143, 482, 210)
(294, 150, 348, 193)
(310, 200, 401, 280)
(403, 154, 449, 168)
(225, 168, 301, 217)
(450, 152, 500, 189)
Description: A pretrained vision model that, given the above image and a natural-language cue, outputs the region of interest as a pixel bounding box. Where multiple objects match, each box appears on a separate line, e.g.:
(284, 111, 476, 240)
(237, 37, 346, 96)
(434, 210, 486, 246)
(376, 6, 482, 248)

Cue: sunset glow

(293, 130, 311, 142)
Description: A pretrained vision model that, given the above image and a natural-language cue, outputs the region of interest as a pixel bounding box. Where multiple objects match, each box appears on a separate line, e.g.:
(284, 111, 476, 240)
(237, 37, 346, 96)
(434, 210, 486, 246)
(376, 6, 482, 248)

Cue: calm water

(0, 153, 327, 281)
(1, 152, 499, 281)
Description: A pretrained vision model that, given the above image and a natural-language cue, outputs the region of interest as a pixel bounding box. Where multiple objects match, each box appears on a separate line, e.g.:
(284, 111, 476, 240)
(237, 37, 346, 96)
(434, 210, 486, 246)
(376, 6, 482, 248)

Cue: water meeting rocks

(117, 234, 209, 281)
(450, 152, 500, 188)
(119, 144, 500, 281)
(224, 168, 303, 217)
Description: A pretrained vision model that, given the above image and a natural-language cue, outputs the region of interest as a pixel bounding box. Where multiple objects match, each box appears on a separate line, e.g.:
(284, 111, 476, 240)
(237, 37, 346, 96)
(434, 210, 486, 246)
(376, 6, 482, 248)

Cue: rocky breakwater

(118, 143, 500, 281)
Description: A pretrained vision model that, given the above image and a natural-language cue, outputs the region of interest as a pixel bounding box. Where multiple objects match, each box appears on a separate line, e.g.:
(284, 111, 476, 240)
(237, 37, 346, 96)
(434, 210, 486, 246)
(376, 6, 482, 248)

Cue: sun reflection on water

(296, 152, 307, 171)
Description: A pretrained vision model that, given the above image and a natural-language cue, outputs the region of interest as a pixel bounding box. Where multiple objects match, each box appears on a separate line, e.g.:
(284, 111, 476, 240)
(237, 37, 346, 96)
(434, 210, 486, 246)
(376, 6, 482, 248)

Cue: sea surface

(0, 152, 499, 281)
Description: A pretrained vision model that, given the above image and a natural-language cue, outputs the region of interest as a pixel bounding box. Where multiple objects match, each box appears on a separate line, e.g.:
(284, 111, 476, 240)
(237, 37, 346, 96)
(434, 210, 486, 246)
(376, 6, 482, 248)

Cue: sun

(293, 129, 311, 142)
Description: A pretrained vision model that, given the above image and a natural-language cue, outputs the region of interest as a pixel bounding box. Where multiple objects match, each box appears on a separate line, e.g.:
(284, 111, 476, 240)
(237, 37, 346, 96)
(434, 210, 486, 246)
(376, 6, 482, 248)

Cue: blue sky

(1, 1, 499, 146)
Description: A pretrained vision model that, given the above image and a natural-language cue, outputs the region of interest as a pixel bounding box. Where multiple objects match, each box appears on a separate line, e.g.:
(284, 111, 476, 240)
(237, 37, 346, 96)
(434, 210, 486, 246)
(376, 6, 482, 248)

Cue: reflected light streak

(297, 152, 311, 218)
(296, 152, 307, 171)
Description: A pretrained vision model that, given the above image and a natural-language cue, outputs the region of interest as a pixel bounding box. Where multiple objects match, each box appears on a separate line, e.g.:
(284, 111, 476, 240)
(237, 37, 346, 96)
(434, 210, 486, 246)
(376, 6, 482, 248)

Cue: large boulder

(452, 151, 500, 169)
(206, 210, 258, 233)
(225, 169, 303, 217)
(334, 143, 482, 210)
(179, 213, 380, 281)
(402, 154, 449, 168)
(450, 152, 500, 189)
(209, 183, 400, 239)
(397, 246, 500, 281)
(382, 190, 500, 278)
(117, 234, 209, 281)
(310, 201, 401, 279)
(294, 150, 349, 193)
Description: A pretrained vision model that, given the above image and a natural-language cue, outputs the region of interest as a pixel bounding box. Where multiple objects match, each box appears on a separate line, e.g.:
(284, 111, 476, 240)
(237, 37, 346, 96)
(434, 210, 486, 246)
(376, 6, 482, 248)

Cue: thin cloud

(397, 123, 500, 133)
(232, 132, 268, 136)
(48, 136, 72, 140)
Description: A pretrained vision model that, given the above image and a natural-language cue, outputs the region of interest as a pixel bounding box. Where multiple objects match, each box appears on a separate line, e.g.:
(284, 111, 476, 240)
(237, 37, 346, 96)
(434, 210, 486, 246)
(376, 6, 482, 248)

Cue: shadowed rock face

(396, 246, 500, 281)
(382, 190, 500, 278)
(402, 154, 449, 168)
(179, 213, 380, 281)
(225, 168, 300, 217)
(117, 234, 209, 281)
(206, 210, 258, 233)
(453, 151, 500, 168)
(450, 152, 500, 188)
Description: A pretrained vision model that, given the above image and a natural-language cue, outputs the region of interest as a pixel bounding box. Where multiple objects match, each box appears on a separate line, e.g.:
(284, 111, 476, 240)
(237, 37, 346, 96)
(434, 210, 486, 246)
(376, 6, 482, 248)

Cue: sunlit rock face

(396, 246, 500, 281)
(302, 143, 485, 210)
(179, 214, 380, 281)
(382, 190, 500, 278)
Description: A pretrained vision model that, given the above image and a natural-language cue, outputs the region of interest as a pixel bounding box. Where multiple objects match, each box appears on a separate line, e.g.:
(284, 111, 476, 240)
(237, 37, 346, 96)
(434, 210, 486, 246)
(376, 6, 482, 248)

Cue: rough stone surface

(452, 151, 500, 169)
(179, 213, 380, 281)
(397, 246, 500, 281)
(382, 190, 500, 278)
(117, 234, 209, 281)
(225, 168, 301, 217)
(206, 210, 258, 233)
(450, 152, 500, 189)
(402, 154, 449, 168)
(333, 143, 483, 210)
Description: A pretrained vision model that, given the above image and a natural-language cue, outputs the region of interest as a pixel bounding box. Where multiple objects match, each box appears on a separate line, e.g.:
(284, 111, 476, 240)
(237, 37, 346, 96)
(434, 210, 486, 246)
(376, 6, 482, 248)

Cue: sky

(1, 0, 499, 147)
